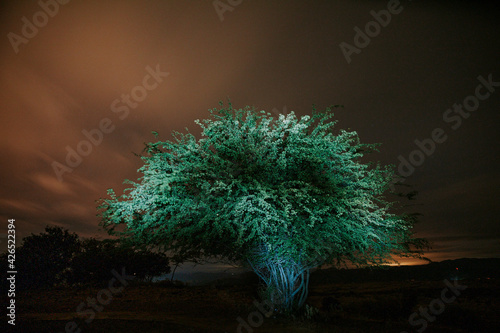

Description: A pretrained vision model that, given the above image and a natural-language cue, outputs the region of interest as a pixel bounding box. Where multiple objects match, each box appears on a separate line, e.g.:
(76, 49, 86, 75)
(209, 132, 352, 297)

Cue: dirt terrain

(8, 275, 500, 333)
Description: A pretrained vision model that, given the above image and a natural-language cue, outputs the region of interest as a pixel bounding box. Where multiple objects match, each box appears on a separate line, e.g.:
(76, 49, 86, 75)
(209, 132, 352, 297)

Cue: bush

(0, 226, 171, 290)
(67, 238, 170, 285)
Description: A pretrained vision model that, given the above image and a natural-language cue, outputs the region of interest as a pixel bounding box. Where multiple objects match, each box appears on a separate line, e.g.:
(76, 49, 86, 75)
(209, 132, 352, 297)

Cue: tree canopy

(99, 103, 425, 265)
(98, 102, 427, 312)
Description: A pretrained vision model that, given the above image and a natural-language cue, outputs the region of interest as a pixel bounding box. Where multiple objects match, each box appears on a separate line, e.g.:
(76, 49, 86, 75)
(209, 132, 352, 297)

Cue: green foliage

(98, 102, 427, 269)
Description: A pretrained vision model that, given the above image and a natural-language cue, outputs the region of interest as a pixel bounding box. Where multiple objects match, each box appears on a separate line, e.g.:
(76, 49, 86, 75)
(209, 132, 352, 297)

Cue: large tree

(98, 102, 427, 314)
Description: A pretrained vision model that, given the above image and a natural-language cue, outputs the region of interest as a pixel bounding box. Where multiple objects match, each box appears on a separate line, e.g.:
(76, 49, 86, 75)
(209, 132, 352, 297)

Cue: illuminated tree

(98, 102, 427, 314)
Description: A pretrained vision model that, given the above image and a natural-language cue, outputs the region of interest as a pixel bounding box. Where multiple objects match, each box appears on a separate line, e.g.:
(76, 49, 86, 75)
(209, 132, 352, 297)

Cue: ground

(8, 275, 500, 333)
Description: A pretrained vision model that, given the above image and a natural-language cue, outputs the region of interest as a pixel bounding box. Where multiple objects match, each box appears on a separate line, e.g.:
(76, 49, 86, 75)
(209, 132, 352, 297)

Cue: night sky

(1, 0, 499, 270)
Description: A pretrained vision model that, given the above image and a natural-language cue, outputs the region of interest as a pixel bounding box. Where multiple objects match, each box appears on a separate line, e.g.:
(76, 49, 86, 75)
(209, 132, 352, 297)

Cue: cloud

(30, 172, 74, 195)
(0, 198, 48, 215)
(0, 0, 498, 264)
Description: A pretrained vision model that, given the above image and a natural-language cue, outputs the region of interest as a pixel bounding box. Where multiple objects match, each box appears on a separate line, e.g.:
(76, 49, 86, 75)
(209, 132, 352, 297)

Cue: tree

(68, 238, 170, 285)
(98, 102, 427, 315)
(14, 226, 80, 289)
(132, 249, 171, 282)
(0, 225, 171, 290)
(68, 238, 121, 285)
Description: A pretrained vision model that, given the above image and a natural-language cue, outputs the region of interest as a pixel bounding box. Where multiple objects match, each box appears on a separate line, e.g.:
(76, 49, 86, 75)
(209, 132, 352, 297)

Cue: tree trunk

(248, 247, 311, 314)
(170, 262, 180, 282)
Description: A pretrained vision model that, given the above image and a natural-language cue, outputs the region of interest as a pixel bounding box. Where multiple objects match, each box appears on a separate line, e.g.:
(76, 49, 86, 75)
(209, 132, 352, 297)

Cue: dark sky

(1, 0, 499, 268)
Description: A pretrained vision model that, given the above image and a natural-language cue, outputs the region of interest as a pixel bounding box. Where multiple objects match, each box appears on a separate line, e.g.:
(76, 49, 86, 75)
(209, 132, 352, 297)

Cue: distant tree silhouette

(131, 248, 171, 282)
(68, 238, 170, 285)
(0, 226, 170, 290)
(68, 238, 118, 285)
(14, 226, 79, 289)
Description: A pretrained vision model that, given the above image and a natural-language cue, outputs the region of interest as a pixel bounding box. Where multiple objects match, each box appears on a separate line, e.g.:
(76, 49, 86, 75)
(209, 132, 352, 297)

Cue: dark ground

(6, 270, 500, 333)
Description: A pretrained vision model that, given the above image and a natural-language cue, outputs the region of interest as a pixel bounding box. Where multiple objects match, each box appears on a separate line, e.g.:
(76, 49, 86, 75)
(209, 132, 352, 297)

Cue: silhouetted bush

(0, 226, 170, 290)
(6, 226, 80, 290)
(68, 238, 170, 286)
